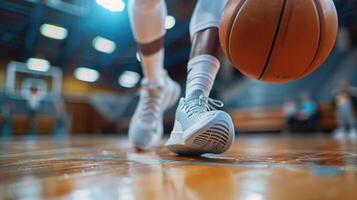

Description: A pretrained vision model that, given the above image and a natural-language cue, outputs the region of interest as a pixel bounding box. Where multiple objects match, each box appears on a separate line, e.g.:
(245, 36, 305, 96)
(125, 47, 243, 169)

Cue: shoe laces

(181, 95, 224, 117)
(138, 85, 162, 124)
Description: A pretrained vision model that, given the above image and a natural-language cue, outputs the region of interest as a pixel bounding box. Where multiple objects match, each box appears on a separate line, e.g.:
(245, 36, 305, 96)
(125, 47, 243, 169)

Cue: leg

(346, 108, 357, 129)
(28, 109, 37, 135)
(185, 0, 228, 97)
(336, 109, 347, 130)
(128, 0, 181, 150)
(166, 0, 235, 155)
(334, 108, 348, 139)
(128, 0, 166, 82)
(346, 107, 357, 138)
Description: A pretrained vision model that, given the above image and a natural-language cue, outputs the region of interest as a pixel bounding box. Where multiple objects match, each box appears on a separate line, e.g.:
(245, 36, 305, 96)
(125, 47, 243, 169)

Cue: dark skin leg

(190, 28, 221, 59)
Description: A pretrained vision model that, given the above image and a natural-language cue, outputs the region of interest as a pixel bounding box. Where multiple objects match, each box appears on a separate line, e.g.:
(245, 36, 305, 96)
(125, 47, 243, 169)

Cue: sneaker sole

(166, 112, 235, 155)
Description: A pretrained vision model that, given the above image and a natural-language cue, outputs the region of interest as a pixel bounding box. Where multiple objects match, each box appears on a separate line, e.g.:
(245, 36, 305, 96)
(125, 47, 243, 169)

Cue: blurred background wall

(0, 0, 357, 136)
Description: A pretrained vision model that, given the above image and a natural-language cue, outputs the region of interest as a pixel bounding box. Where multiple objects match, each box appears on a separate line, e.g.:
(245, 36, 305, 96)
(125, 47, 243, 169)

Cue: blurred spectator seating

(229, 103, 341, 133)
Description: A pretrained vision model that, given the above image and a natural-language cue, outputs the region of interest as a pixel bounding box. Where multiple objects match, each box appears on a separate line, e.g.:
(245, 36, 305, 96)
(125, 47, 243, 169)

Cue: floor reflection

(0, 135, 356, 200)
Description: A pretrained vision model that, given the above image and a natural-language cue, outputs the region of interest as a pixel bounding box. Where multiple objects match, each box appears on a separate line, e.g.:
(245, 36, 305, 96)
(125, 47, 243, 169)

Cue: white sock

(128, 0, 166, 83)
(185, 55, 220, 97)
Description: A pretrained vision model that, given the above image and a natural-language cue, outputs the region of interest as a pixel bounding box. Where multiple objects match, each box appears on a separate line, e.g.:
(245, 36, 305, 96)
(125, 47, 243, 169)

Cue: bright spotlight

(93, 36, 116, 54)
(136, 52, 141, 62)
(40, 24, 68, 40)
(96, 0, 125, 12)
(245, 193, 264, 200)
(165, 15, 176, 30)
(74, 67, 100, 83)
(26, 58, 50, 72)
(119, 71, 140, 88)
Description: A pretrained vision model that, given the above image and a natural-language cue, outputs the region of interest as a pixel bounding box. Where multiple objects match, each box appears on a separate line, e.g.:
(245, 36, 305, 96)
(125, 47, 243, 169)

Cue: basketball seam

(258, 0, 288, 80)
(299, 0, 323, 77)
(226, 0, 247, 62)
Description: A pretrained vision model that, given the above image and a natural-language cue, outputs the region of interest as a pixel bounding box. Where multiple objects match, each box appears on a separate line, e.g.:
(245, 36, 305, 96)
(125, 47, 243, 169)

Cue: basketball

(219, 0, 338, 82)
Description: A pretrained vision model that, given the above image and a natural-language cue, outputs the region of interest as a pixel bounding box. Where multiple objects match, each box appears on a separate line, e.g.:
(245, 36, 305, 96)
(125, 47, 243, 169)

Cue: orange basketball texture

(219, 0, 338, 83)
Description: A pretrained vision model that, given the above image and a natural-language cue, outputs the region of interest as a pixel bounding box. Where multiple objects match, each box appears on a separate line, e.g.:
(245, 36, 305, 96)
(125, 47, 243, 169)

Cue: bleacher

(229, 103, 338, 133)
(223, 49, 347, 109)
(226, 49, 357, 133)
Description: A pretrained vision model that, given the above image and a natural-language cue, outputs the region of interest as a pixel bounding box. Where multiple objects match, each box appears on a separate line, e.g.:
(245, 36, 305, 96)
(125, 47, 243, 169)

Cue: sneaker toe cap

(129, 125, 162, 150)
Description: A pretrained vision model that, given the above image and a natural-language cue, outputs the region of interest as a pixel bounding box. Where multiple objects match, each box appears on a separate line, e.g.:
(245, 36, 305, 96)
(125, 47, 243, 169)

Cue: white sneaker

(166, 90, 235, 155)
(349, 128, 357, 140)
(129, 72, 180, 150)
(333, 127, 347, 140)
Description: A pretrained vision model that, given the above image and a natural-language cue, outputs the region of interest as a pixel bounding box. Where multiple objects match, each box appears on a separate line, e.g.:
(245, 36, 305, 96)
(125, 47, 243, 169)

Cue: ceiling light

(26, 58, 50, 72)
(118, 71, 140, 88)
(165, 15, 176, 30)
(74, 67, 100, 83)
(93, 36, 116, 54)
(40, 24, 68, 40)
(96, 0, 125, 12)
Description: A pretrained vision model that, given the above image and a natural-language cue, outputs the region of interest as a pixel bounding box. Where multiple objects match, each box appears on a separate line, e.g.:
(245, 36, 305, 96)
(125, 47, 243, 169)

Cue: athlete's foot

(333, 128, 347, 140)
(349, 128, 357, 140)
(129, 71, 180, 150)
(166, 90, 235, 156)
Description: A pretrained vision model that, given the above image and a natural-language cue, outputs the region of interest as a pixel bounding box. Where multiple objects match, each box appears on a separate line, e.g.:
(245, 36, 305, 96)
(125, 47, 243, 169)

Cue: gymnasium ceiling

(0, 0, 197, 88)
(0, 0, 356, 89)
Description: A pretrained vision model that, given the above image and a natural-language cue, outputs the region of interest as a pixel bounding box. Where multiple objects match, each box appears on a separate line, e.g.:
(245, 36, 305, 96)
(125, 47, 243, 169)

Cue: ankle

(185, 55, 220, 97)
(185, 90, 205, 99)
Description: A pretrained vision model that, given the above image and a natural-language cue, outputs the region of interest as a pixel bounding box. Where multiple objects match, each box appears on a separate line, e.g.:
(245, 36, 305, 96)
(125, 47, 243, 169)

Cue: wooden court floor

(0, 135, 356, 200)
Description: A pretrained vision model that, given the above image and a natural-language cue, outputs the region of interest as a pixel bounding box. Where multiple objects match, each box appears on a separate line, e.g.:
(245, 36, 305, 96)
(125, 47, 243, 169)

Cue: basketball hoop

(5, 61, 63, 102)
